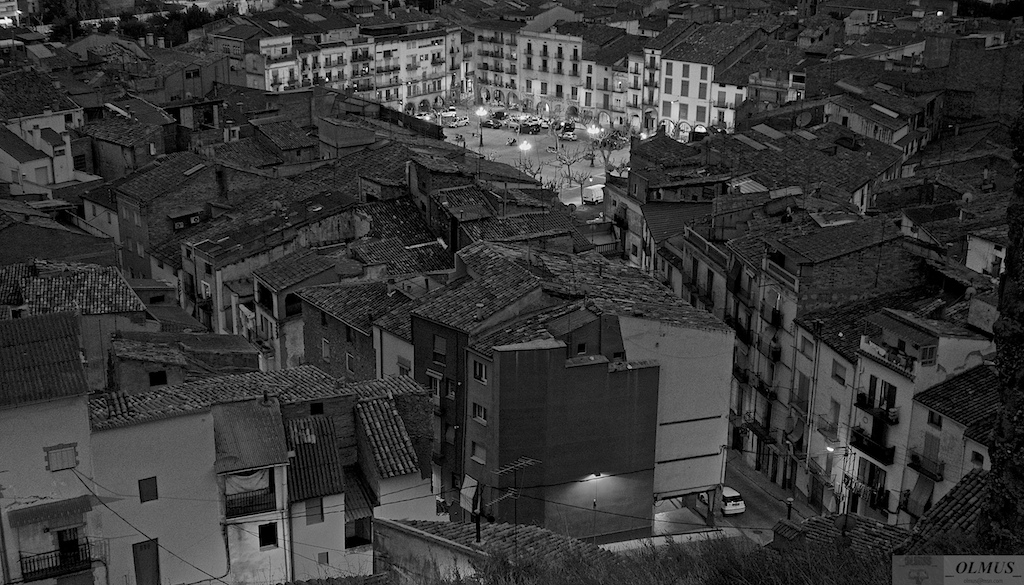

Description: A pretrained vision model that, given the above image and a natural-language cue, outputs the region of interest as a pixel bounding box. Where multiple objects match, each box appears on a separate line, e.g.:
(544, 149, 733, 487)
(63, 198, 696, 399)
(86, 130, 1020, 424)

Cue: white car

(559, 131, 578, 141)
(699, 486, 746, 516)
(447, 116, 470, 127)
(415, 113, 433, 122)
(540, 119, 550, 129)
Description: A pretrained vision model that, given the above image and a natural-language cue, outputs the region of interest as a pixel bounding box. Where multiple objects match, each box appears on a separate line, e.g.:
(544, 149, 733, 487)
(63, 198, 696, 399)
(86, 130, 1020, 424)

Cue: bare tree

(553, 145, 591, 203)
(982, 92, 1024, 554)
(513, 156, 544, 182)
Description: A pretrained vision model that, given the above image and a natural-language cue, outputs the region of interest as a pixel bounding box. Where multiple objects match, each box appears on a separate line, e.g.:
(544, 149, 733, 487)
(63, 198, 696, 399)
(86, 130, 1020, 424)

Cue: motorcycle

(506, 137, 517, 146)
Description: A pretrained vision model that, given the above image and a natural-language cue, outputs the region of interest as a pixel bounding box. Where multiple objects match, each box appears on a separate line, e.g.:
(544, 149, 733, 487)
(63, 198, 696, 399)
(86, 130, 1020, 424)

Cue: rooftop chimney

(157, 36, 165, 49)
(147, 33, 155, 46)
(474, 302, 485, 321)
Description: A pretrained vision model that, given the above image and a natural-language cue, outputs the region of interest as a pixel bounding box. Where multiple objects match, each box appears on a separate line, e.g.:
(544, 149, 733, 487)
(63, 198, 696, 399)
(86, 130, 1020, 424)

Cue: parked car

(505, 118, 521, 130)
(582, 184, 604, 205)
(447, 106, 457, 113)
(447, 116, 470, 127)
(481, 119, 503, 128)
(522, 123, 542, 134)
(559, 131, 578, 141)
(698, 486, 746, 516)
(491, 110, 507, 120)
(540, 119, 551, 129)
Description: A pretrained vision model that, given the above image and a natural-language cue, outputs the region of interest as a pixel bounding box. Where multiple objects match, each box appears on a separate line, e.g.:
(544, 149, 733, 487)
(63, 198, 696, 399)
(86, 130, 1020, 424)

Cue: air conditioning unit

(190, 215, 200, 224)
(173, 221, 185, 230)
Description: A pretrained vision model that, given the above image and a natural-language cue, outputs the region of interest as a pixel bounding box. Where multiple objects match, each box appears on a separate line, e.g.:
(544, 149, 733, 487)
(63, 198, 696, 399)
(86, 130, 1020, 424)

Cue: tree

(982, 86, 1024, 553)
(97, 20, 116, 33)
(553, 145, 591, 203)
(49, 16, 85, 41)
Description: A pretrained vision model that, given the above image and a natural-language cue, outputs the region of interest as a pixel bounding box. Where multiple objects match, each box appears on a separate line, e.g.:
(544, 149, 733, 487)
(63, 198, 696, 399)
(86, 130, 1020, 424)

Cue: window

(432, 335, 447, 364)
(920, 345, 937, 366)
(427, 371, 442, 402)
(696, 106, 706, 123)
(831, 360, 846, 385)
(555, 84, 563, 98)
(681, 64, 690, 77)
(698, 83, 707, 100)
(540, 82, 548, 95)
(631, 244, 638, 256)
(471, 441, 486, 464)
(800, 336, 813, 356)
(473, 360, 487, 383)
(571, 86, 578, 99)
(310, 402, 324, 415)
(663, 78, 672, 94)
(45, 444, 77, 471)
(322, 338, 330, 362)
(679, 103, 688, 119)
(346, 353, 354, 373)
(700, 66, 708, 80)
(306, 498, 324, 525)
(446, 379, 456, 399)
(148, 370, 167, 387)
(972, 451, 985, 469)
(320, 310, 327, 326)
(665, 62, 673, 76)
(317, 552, 329, 565)
(398, 364, 410, 377)
(137, 242, 144, 257)
(576, 342, 587, 355)
(662, 100, 672, 117)
(526, 79, 532, 93)
(258, 523, 278, 547)
(65, 113, 74, 124)
(928, 410, 943, 429)
(472, 402, 488, 423)
(138, 477, 158, 502)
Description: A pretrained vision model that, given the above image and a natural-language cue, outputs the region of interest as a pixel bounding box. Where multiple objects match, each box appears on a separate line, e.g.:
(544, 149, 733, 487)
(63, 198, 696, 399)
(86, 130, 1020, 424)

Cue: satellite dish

(796, 112, 813, 128)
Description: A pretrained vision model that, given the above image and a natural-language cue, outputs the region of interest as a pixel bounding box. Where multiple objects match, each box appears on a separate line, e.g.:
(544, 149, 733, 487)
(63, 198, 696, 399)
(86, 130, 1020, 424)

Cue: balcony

(755, 376, 777, 402)
(376, 65, 400, 74)
(643, 79, 657, 87)
(713, 99, 738, 109)
(855, 392, 900, 425)
(860, 337, 917, 379)
(743, 415, 776, 444)
(20, 541, 101, 581)
(406, 63, 419, 71)
(732, 364, 749, 384)
(431, 57, 445, 66)
(816, 414, 838, 442)
(539, 66, 549, 73)
(225, 487, 276, 518)
(768, 307, 782, 329)
(642, 98, 657, 106)
(351, 54, 372, 63)
(790, 394, 809, 415)
(850, 427, 895, 465)
(908, 447, 945, 481)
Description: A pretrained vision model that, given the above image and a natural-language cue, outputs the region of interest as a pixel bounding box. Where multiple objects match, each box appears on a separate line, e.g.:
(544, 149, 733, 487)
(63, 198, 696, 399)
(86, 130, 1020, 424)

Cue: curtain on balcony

(906, 474, 934, 517)
(225, 469, 269, 495)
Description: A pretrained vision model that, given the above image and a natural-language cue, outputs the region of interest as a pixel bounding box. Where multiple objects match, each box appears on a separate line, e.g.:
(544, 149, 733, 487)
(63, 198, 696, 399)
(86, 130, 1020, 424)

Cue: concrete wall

(376, 473, 437, 522)
(374, 327, 413, 378)
(374, 519, 481, 585)
(618, 318, 733, 500)
(113, 358, 187, 393)
(224, 465, 290, 584)
(91, 411, 229, 585)
(290, 493, 355, 579)
(81, 313, 155, 391)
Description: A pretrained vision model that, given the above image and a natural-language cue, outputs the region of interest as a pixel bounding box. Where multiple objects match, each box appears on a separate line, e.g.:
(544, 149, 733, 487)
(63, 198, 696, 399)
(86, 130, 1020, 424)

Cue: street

(716, 452, 817, 545)
(439, 106, 630, 210)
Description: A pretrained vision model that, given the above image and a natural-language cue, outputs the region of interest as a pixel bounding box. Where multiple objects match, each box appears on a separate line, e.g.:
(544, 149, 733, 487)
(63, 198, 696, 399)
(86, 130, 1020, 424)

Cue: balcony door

(57, 528, 81, 565)
(133, 540, 160, 585)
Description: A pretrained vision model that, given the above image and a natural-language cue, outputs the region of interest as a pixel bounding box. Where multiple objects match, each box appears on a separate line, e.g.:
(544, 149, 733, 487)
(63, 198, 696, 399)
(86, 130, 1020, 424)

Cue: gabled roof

(287, 416, 344, 502)
(300, 281, 413, 335)
(395, 520, 617, 566)
(356, 396, 420, 479)
(469, 300, 584, 356)
(19, 261, 145, 316)
(209, 137, 283, 168)
(373, 295, 420, 341)
(116, 151, 210, 204)
(0, 313, 89, 409)
(899, 469, 989, 554)
(255, 120, 318, 151)
(90, 365, 343, 430)
(0, 69, 80, 119)
(253, 248, 337, 292)
(641, 202, 713, 243)
(349, 237, 452, 275)
(111, 337, 188, 366)
(0, 126, 47, 163)
(772, 215, 901, 264)
(796, 513, 910, 557)
(662, 22, 764, 66)
(79, 117, 160, 147)
(213, 397, 289, 473)
(915, 364, 999, 445)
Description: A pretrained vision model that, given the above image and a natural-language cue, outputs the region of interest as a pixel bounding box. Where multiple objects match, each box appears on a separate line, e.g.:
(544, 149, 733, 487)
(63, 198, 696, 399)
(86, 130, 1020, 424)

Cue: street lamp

(518, 140, 531, 164)
(476, 106, 488, 148)
(587, 125, 601, 167)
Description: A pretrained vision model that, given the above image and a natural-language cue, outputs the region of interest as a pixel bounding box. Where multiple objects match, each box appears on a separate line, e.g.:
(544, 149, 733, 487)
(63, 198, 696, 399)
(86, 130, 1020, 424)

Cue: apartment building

(471, 19, 524, 109)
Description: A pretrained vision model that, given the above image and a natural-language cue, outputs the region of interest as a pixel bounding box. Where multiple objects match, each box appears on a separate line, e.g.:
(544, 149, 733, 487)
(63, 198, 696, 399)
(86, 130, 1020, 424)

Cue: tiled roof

(0, 313, 89, 408)
(0, 263, 33, 305)
(356, 396, 420, 479)
(373, 296, 420, 341)
(0, 69, 80, 119)
(212, 397, 289, 473)
(19, 262, 145, 316)
(970, 224, 1008, 247)
(209, 137, 283, 168)
(348, 375, 428, 400)
(286, 416, 344, 502)
(593, 33, 649, 67)
(112, 96, 176, 126)
(111, 338, 188, 366)
(146, 304, 208, 333)
(800, 513, 909, 557)
(469, 300, 582, 356)
(116, 151, 209, 204)
(796, 286, 938, 363)
(214, 24, 265, 40)
(641, 202, 713, 243)
(290, 141, 413, 197)
(397, 520, 617, 566)
(300, 281, 413, 335)
(253, 248, 337, 291)
(0, 126, 47, 163)
(459, 211, 595, 253)
(255, 120, 317, 151)
(773, 215, 901, 264)
(915, 364, 999, 445)
(349, 237, 452, 275)
(917, 190, 1011, 246)
(899, 469, 989, 554)
(79, 117, 159, 147)
(471, 18, 527, 31)
(646, 19, 698, 51)
(344, 465, 376, 521)
(662, 22, 763, 66)
(90, 365, 344, 430)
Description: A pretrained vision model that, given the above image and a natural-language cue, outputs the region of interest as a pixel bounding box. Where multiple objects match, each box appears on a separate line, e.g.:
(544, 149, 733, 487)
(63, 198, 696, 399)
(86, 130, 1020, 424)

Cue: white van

(582, 184, 604, 205)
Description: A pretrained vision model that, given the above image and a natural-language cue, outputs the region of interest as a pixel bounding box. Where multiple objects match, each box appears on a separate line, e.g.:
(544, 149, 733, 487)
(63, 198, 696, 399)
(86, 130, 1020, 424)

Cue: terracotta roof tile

(212, 397, 289, 473)
(373, 296, 421, 341)
(0, 69, 80, 119)
(800, 513, 909, 557)
(0, 312, 89, 408)
(255, 120, 317, 151)
(89, 365, 344, 430)
(398, 520, 617, 566)
(641, 202, 713, 243)
(469, 300, 583, 356)
(344, 465, 376, 521)
(0, 126, 47, 163)
(116, 151, 209, 204)
(900, 469, 989, 553)
(915, 364, 1000, 445)
(79, 117, 161, 147)
(287, 416, 344, 501)
(299, 281, 413, 335)
(662, 22, 764, 66)
(111, 338, 188, 366)
(253, 248, 337, 291)
(349, 237, 452, 275)
(210, 137, 283, 168)
(0, 262, 33, 305)
(356, 396, 420, 479)
(20, 261, 145, 315)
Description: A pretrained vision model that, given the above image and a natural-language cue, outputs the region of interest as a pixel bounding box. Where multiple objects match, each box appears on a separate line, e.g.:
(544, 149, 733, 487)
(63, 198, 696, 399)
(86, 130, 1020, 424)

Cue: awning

(460, 475, 479, 513)
(906, 474, 935, 517)
(8, 495, 94, 528)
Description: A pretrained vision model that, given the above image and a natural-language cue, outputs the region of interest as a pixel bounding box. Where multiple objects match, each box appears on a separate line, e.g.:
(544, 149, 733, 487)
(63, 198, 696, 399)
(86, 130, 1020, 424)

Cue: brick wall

(302, 301, 376, 383)
(798, 240, 924, 313)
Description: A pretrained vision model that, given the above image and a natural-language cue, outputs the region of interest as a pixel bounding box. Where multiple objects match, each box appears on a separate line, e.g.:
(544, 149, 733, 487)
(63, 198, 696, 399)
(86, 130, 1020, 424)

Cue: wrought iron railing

(225, 487, 276, 518)
(908, 447, 945, 481)
(20, 541, 100, 581)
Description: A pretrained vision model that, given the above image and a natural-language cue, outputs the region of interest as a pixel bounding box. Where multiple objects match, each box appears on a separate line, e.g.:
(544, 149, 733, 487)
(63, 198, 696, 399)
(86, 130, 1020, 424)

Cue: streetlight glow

(518, 140, 531, 164)
(476, 107, 488, 148)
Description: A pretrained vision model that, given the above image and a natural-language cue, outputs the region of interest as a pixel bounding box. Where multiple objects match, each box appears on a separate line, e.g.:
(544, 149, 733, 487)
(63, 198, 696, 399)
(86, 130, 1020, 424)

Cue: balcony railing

(908, 447, 945, 481)
(20, 541, 100, 581)
(855, 392, 900, 425)
(817, 414, 838, 442)
(351, 54, 372, 63)
(406, 63, 419, 71)
(732, 364, 749, 384)
(861, 338, 917, 379)
(790, 395, 809, 414)
(225, 487, 276, 518)
(850, 427, 895, 465)
(713, 99, 738, 109)
(643, 79, 657, 87)
(755, 376, 777, 401)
